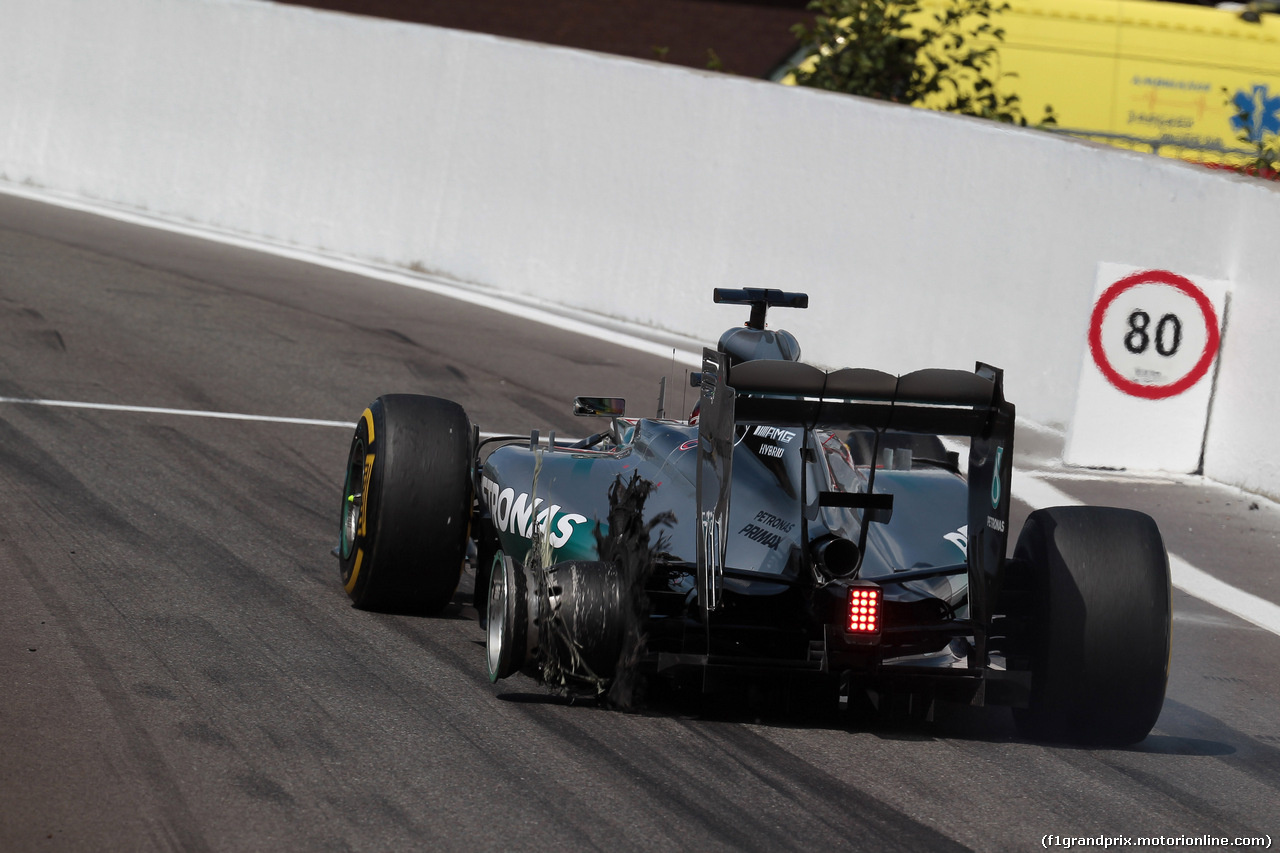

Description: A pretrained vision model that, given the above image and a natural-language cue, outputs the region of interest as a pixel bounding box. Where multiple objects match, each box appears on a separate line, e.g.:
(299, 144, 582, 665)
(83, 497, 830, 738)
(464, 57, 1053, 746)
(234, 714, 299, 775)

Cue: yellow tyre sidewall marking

(345, 409, 377, 596)
(345, 548, 364, 594)
(358, 453, 374, 536)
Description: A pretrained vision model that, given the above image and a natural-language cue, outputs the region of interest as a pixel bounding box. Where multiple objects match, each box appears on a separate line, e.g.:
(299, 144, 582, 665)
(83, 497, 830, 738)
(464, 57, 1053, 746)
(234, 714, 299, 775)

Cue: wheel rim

(486, 554, 508, 682)
(339, 436, 365, 561)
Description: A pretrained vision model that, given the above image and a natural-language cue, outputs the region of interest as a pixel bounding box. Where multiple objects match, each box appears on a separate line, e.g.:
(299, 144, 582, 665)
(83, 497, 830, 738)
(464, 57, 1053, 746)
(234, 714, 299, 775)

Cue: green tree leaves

(791, 0, 1054, 126)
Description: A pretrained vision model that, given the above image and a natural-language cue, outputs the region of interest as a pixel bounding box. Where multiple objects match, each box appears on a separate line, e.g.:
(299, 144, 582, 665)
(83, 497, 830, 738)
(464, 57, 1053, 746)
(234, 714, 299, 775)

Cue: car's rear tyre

(1011, 506, 1170, 746)
(338, 394, 472, 614)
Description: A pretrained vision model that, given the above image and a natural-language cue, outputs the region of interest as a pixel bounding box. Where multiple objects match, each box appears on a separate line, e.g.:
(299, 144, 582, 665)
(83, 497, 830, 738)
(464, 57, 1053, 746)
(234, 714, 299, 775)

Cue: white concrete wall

(3, 0, 1279, 495)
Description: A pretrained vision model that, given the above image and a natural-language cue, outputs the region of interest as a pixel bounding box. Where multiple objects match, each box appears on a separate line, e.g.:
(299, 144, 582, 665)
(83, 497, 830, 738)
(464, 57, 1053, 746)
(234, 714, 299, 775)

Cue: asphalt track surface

(2, 192, 1278, 851)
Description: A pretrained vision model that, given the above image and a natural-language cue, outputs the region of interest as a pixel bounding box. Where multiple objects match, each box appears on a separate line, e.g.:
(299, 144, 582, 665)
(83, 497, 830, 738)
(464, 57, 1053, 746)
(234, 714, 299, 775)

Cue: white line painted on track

(1013, 471, 1280, 637)
(0, 396, 546, 442)
(0, 396, 354, 428)
(0, 183, 705, 369)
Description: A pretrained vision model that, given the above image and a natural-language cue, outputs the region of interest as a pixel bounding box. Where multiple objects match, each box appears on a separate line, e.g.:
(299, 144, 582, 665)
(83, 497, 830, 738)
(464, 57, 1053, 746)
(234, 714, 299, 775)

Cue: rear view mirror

(573, 396, 626, 417)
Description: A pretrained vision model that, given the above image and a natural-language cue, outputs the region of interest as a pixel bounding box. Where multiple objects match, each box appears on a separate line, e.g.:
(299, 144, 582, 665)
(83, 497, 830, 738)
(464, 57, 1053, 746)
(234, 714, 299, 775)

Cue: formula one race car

(336, 289, 1172, 745)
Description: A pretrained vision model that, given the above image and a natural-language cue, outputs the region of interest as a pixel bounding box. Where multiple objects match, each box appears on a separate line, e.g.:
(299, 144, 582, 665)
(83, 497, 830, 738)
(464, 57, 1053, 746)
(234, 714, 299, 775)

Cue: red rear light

(847, 586, 881, 635)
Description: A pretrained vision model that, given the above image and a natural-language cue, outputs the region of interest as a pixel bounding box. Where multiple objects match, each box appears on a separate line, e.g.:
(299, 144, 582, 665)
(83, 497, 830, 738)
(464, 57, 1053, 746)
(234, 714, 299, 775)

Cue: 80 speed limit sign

(1066, 264, 1230, 472)
(1087, 268, 1220, 400)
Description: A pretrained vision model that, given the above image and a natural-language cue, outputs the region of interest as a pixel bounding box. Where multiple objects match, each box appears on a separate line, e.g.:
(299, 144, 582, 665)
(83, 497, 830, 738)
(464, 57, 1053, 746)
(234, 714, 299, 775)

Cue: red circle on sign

(1087, 269, 1219, 400)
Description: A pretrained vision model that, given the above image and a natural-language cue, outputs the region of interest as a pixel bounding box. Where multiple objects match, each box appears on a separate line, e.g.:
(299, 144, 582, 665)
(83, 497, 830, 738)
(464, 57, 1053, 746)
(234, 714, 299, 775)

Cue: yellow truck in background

(781, 0, 1280, 164)
(992, 0, 1280, 163)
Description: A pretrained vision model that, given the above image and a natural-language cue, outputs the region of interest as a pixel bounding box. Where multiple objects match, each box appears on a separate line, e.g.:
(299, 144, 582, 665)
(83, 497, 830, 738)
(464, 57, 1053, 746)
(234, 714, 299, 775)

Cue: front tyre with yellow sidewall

(339, 394, 472, 614)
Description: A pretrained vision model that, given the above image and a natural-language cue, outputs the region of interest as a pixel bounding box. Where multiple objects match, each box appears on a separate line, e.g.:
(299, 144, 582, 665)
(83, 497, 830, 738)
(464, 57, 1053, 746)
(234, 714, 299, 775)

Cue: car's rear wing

(694, 348, 1015, 639)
